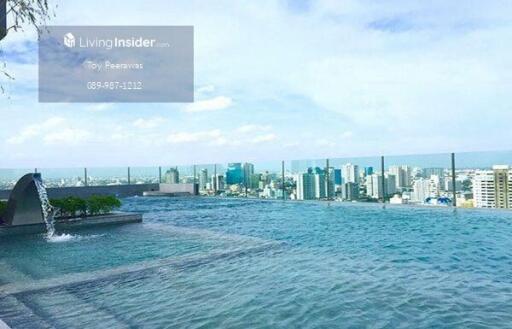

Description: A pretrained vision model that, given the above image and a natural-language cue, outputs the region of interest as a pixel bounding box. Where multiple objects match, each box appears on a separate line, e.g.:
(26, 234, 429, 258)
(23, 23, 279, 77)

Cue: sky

(0, 0, 511, 168)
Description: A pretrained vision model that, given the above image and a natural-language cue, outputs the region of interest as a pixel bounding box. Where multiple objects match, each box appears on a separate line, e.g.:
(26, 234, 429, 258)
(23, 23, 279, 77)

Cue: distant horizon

(0, 149, 511, 180)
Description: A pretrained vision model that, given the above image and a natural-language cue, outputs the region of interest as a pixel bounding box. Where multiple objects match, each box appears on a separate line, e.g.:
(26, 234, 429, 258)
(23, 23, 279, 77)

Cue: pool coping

(0, 319, 11, 329)
(0, 212, 142, 236)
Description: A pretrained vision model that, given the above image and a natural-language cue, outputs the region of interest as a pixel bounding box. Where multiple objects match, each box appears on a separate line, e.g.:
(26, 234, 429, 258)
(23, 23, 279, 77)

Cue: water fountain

(1, 173, 55, 237)
(0, 173, 142, 238)
(34, 178, 56, 237)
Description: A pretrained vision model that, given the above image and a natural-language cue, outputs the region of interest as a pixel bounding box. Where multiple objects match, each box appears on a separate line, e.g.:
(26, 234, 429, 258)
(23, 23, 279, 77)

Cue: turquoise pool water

(1, 197, 512, 328)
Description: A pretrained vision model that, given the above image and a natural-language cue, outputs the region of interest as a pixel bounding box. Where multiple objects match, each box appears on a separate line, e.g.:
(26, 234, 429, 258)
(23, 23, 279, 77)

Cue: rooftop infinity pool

(1, 197, 512, 328)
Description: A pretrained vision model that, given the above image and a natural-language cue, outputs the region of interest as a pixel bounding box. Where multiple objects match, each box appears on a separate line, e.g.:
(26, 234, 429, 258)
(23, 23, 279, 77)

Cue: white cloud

(315, 138, 336, 147)
(7, 117, 66, 144)
(251, 133, 277, 144)
(236, 124, 272, 134)
(133, 117, 165, 129)
(196, 85, 215, 94)
(87, 104, 114, 112)
(43, 128, 91, 145)
(167, 129, 223, 144)
(184, 96, 233, 113)
(3, 1, 512, 166)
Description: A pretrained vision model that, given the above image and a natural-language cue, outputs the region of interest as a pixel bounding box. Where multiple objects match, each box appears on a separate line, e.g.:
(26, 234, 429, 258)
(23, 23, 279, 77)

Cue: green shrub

(0, 200, 7, 219)
(87, 195, 121, 216)
(50, 195, 121, 218)
(50, 196, 87, 218)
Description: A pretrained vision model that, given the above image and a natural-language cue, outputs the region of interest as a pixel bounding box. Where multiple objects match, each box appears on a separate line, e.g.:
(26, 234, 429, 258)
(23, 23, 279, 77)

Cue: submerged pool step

(0, 263, 134, 329)
(0, 295, 54, 329)
(0, 241, 282, 297)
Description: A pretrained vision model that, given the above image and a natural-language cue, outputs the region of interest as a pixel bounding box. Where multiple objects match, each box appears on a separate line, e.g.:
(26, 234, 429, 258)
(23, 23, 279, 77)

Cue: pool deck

(0, 212, 143, 236)
(0, 319, 10, 329)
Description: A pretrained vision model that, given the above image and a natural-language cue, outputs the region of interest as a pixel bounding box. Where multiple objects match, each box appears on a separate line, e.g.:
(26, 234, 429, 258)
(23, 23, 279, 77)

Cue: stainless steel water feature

(2, 173, 53, 229)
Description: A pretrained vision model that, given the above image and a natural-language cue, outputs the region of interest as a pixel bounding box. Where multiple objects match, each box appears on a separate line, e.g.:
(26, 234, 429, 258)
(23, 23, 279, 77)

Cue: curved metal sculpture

(2, 173, 47, 226)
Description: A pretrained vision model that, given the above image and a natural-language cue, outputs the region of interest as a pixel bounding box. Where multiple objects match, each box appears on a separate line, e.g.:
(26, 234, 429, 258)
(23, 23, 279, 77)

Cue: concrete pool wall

(0, 213, 143, 236)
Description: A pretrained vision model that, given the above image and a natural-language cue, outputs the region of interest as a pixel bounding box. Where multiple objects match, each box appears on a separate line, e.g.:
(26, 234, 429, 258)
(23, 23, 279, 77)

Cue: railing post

(325, 158, 330, 200)
(381, 156, 386, 203)
(84, 168, 88, 186)
(214, 164, 217, 193)
(127, 167, 131, 185)
(282, 160, 285, 200)
(244, 169, 248, 198)
(451, 153, 457, 208)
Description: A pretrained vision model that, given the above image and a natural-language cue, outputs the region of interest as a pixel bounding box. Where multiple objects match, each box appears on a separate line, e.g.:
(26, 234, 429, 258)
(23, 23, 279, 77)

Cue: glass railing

(1, 150, 511, 209)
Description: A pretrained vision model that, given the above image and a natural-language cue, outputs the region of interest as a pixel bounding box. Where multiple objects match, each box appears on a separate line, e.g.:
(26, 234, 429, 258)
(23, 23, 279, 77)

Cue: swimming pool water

(1, 197, 512, 328)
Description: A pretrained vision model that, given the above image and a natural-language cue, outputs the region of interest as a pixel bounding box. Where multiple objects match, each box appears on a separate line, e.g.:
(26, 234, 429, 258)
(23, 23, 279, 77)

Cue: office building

(341, 182, 359, 201)
(342, 163, 359, 184)
(296, 173, 316, 200)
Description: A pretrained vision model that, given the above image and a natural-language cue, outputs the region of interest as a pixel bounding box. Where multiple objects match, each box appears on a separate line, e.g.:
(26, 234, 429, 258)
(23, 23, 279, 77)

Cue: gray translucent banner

(39, 26, 194, 103)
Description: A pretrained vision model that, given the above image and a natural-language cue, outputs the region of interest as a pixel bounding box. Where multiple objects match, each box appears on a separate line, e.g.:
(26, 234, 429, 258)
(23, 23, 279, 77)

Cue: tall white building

(366, 174, 383, 199)
(342, 163, 359, 184)
(211, 174, 225, 192)
(412, 178, 431, 203)
(429, 174, 443, 197)
(473, 165, 512, 208)
(389, 166, 411, 190)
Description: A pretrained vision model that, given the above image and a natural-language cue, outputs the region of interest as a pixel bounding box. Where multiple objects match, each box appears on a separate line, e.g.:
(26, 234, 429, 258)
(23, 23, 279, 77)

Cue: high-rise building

(243, 163, 255, 186)
(334, 169, 342, 185)
(199, 169, 208, 191)
(164, 167, 179, 184)
(389, 166, 410, 191)
(296, 173, 316, 200)
(429, 174, 443, 197)
(226, 163, 243, 185)
(423, 168, 444, 179)
(411, 178, 431, 203)
(341, 182, 359, 201)
(386, 173, 397, 196)
(364, 167, 374, 176)
(474, 165, 512, 208)
(314, 173, 326, 199)
(342, 163, 359, 184)
(326, 167, 336, 198)
(248, 173, 261, 189)
(366, 174, 383, 199)
(211, 174, 225, 192)
(494, 165, 510, 208)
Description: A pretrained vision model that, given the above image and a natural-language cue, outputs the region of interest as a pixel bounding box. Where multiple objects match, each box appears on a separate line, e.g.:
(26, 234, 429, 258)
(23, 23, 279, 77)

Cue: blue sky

(0, 0, 511, 168)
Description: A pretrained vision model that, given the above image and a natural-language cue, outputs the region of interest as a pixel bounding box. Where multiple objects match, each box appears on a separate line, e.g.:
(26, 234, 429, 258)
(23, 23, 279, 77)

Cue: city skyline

(2, 154, 511, 209)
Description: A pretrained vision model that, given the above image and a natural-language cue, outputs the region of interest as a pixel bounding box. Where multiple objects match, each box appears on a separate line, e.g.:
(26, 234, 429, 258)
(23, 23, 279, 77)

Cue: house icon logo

(63, 33, 76, 48)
